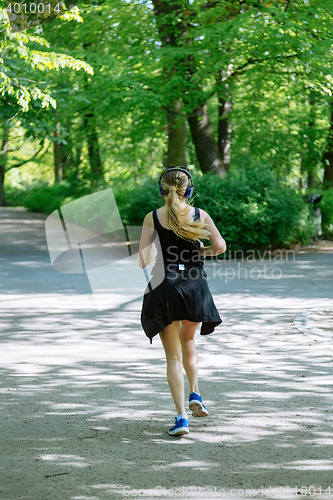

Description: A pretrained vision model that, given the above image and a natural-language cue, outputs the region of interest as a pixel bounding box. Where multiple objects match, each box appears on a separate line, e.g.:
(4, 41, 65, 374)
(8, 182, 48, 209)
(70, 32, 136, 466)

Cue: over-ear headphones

(158, 167, 194, 199)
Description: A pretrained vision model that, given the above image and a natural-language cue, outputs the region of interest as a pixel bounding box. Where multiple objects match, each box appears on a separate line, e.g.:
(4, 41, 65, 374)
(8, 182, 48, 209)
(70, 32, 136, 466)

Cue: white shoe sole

(189, 401, 208, 417)
(168, 427, 189, 436)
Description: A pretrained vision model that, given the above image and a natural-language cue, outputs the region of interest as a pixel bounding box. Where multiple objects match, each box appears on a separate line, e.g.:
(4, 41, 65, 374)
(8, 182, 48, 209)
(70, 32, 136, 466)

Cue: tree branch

(224, 52, 299, 80)
(0, 110, 20, 127)
(6, 140, 50, 171)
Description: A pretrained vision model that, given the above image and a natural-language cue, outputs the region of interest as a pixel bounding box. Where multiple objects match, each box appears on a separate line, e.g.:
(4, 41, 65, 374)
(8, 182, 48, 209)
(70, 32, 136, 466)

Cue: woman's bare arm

(137, 212, 155, 268)
(200, 210, 226, 257)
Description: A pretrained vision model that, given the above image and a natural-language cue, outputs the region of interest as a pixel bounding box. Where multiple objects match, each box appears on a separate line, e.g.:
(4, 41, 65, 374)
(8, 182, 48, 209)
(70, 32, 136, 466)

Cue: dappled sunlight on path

(1, 208, 333, 499)
(0, 291, 332, 499)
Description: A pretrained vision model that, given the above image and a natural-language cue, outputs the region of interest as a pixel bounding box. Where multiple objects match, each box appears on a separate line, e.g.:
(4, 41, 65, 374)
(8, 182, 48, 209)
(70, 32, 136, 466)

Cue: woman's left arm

(137, 212, 154, 268)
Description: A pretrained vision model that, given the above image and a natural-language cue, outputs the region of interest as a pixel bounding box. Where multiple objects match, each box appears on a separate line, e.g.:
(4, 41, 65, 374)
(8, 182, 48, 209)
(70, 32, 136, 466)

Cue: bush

(16, 182, 74, 214)
(4, 185, 29, 208)
(194, 167, 316, 251)
(5, 181, 97, 215)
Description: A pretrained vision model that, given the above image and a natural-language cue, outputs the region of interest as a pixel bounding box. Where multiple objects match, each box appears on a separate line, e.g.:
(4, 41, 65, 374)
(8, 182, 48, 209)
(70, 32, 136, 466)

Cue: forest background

(1, 0, 333, 253)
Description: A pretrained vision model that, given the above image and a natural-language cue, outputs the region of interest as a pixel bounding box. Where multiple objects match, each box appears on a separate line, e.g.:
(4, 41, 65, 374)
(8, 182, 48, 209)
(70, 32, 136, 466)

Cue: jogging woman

(138, 167, 226, 436)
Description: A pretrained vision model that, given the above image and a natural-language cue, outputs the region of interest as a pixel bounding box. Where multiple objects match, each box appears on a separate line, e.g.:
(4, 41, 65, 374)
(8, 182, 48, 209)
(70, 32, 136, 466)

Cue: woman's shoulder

(194, 207, 208, 221)
(142, 211, 154, 227)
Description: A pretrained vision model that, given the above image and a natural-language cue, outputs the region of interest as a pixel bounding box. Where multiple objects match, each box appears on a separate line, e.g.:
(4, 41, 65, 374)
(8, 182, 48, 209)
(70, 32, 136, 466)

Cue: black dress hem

(142, 313, 222, 344)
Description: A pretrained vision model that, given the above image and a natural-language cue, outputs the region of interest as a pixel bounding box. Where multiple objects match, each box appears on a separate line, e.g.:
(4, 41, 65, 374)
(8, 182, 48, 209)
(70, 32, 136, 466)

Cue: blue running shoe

(168, 417, 189, 436)
(189, 392, 208, 417)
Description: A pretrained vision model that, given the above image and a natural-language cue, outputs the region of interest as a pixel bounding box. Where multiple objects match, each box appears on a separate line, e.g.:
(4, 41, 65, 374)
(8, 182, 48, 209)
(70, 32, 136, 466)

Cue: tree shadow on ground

(0, 301, 333, 500)
(1, 208, 333, 499)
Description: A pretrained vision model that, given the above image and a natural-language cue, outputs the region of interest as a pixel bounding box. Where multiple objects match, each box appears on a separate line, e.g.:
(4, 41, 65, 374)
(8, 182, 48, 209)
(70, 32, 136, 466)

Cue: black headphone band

(158, 167, 193, 187)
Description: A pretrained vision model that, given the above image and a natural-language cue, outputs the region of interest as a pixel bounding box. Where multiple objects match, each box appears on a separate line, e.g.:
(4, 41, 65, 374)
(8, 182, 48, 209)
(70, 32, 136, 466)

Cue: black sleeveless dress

(141, 208, 222, 343)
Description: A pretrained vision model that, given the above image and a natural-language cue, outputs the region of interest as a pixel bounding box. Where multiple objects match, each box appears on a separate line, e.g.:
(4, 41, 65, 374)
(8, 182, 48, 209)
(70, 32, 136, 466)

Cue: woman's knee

(162, 342, 182, 362)
(160, 326, 182, 362)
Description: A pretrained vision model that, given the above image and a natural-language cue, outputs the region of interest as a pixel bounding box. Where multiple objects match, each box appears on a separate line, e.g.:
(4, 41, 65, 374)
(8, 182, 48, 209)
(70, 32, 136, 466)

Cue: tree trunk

(323, 151, 333, 184)
(54, 122, 63, 183)
(187, 103, 227, 175)
(301, 91, 317, 188)
(151, 0, 179, 45)
(54, 121, 75, 182)
(167, 100, 187, 166)
(61, 145, 71, 180)
(81, 40, 104, 183)
(0, 163, 6, 207)
(218, 94, 232, 172)
(0, 127, 9, 206)
(152, 1, 187, 167)
(323, 103, 333, 185)
(83, 113, 104, 180)
(308, 169, 316, 188)
(74, 143, 82, 175)
(300, 153, 307, 189)
(152, 0, 227, 175)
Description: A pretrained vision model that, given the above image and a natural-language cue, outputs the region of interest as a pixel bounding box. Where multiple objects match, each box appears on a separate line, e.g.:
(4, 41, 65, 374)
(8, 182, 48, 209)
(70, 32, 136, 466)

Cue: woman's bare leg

(159, 321, 186, 415)
(179, 320, 201, 394)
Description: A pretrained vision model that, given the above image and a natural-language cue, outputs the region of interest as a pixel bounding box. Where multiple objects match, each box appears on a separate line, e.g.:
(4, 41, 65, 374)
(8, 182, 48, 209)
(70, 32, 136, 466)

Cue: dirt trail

(0, 207, 332, 500)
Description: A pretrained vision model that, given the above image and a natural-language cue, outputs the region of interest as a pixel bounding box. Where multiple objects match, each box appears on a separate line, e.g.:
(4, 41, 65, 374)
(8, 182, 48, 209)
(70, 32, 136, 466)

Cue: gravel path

(0, 207, 332, 500)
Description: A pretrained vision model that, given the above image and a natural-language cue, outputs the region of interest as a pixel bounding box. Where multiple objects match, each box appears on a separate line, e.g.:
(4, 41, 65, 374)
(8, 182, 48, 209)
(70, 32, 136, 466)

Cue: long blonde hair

(160, 169, 210, 242)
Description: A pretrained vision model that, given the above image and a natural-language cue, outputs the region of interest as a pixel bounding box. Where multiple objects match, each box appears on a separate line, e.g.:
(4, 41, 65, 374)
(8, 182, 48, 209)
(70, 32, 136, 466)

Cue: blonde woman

(138, 167, 226, 436)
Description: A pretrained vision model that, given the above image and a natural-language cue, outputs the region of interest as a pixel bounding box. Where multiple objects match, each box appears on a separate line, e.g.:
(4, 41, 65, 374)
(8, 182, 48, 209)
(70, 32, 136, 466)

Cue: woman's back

(155, 205, 197, 230)
(153, 207, 203, 272)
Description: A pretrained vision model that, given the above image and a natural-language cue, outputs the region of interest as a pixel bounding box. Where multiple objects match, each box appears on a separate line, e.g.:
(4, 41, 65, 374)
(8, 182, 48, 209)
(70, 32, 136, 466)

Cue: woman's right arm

(200, 210, 226, 257)
(137, 212, 155, 268)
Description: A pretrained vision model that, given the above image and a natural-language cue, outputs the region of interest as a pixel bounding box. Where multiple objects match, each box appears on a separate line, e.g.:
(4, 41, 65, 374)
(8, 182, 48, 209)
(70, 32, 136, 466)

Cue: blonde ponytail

(161, 170, 210, 242)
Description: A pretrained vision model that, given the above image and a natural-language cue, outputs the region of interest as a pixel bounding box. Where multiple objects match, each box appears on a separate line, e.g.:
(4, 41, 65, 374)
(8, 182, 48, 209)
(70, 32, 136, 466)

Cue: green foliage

(0, 8, 93, 118)
(4, 0, 333, 236)
(194, 167, 315, 251)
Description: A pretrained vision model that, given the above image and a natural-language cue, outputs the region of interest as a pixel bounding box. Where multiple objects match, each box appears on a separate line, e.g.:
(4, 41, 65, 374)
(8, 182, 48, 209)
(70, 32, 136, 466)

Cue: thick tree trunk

(167, 100, 187, 166)
(323, 104, 333, 185)
(0, 128, 9, 206)
(54, 121, 75, 182)
(83, 113, 104, 180)
(152, 0, 227, 175)
(151, 0, 179, 45)
(152, 1, 187, 167)
(187, 103, 227, 175)
(218, 95, 232, 172)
